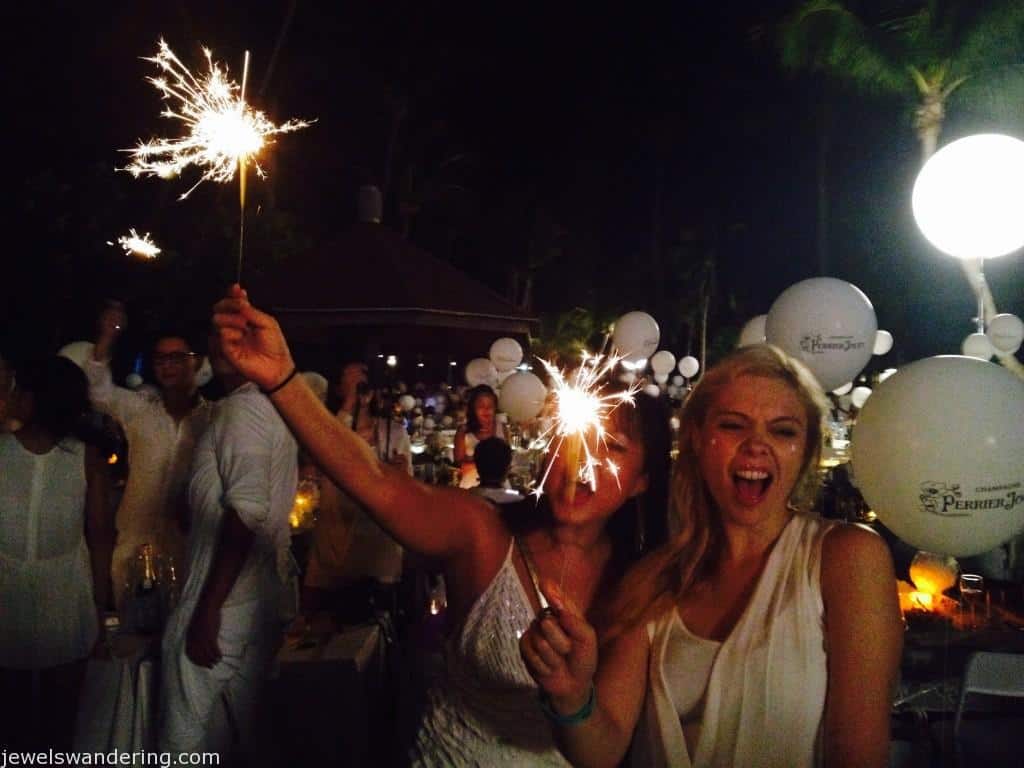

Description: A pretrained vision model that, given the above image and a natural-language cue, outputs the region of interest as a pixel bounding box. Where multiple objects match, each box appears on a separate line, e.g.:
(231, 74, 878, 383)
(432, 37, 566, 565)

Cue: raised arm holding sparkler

(212, 284, 671, 764)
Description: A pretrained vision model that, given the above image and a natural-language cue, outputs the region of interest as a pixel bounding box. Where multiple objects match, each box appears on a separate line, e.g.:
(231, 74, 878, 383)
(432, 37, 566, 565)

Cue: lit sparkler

(108, 229, 162, 259)
(533, 352, 640, 502)
(123, 39, 310, 197)
(123, 39, 312, 278)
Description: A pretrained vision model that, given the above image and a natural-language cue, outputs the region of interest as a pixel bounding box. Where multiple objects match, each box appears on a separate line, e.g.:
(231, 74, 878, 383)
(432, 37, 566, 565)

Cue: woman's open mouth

(733, 468, 773, 506)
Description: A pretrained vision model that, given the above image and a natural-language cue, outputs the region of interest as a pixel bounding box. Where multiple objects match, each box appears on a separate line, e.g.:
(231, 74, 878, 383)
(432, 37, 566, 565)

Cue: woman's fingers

(539, 614, 573, 655)
(520, 632, 554, 677)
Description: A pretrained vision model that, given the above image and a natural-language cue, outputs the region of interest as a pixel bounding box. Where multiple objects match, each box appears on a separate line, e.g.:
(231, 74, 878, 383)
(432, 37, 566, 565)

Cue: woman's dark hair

(16, 356, 90, 443)
(604, 388, 672, 564)
(503, 384, 672, 569)
(465, 385, 498, 434)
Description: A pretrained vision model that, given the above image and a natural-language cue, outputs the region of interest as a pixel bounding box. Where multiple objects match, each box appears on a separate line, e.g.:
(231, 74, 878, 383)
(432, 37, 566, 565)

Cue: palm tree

(779, 0, 1024, 375)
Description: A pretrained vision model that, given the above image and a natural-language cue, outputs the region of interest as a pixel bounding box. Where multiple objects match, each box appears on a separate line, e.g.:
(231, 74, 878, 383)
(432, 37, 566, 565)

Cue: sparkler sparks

(532, 352, 640, 502)
(108, 229, 161, 259)
(122, 39, 312, 200)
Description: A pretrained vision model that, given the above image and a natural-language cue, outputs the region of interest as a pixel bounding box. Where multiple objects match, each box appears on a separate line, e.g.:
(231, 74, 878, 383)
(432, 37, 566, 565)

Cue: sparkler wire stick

(236, 50, 250, 282)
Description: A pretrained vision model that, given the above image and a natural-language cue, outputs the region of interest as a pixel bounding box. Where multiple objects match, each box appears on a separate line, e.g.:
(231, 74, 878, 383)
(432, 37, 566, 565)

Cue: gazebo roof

(253, 222, 536, 336)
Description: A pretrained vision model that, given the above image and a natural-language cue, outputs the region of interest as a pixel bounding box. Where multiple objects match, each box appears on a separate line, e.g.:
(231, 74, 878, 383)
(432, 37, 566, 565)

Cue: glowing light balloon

(851, 355, 1024, 557)
(987, 313, 1024, 354)
(737, 314, 768, 347)
(399, 394, 416, 412)
(653, 372, 669, 385)
(498, 371, 547, 423)
(677, 356, 700, 379)
(671, 375, 684, 387)
(649, 350, 676, 376)
(465, 358, 498, 389)
(765, 277, 877, 392)
(643, 384, 661, 398)
(962, 333, 994, 361)
(873, 330, 894, 356)
(57, 341, 95, 371)
(489, 337, 524, 372)
(612, 311, 660, 363)
(911, 134, 1024, 260)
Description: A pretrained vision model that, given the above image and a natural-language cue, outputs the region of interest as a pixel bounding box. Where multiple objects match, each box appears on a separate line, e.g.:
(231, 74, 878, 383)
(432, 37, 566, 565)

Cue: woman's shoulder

(820, 522, 894, 588)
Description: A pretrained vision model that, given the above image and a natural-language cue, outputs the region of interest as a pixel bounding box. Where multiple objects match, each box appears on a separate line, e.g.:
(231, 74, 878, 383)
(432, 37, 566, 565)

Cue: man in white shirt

(84, 303, 213, 606)
(159, 332, 297, 759)
(470, 437, 524, 505)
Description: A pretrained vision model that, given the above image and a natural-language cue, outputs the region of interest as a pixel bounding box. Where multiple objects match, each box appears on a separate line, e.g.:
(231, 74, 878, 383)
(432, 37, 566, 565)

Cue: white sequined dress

(410, 538, 570, 767)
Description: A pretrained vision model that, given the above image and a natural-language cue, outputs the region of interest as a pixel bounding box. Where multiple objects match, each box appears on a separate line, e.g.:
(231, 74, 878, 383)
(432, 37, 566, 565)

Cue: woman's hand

(186, 601, 222, 668)
(212, 285, 295, 391)
(519, 581, 598, 715)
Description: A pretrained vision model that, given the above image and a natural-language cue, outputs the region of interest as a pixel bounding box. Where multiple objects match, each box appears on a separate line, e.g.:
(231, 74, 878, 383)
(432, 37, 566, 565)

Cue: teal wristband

(539, 684, 596, 726)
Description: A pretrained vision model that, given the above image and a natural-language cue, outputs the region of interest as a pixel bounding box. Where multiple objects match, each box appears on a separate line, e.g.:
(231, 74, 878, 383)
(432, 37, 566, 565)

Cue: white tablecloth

(73, 635, 156, 752)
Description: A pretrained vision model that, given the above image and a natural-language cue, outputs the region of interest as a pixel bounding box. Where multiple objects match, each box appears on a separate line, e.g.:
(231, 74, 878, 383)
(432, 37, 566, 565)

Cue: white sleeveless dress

(0, 434, 98, 669)
(410, 539, 571, 767)
(632, 514, 839, 768)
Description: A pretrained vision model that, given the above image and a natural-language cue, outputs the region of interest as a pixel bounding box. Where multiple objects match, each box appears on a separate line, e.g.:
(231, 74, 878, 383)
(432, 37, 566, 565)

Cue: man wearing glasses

(85, 302, 214, 607)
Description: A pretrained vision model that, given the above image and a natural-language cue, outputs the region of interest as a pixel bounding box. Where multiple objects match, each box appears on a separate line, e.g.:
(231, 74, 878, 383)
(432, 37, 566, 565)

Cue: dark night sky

(7, 1, 1023, 373)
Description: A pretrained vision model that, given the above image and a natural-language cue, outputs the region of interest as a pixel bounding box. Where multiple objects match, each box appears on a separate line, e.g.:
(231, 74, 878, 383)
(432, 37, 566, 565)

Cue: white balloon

(57, 341, 95, 370)
(653, 372, 669, 384)
(399, 394, 416, 411)
(423, 417, 436, 431)
(831, 382, 853, 396)
(677, 356, 700, 379)
(850, 386, 873, 409)
(650, 350, 677, 376)
(737, 314, 768, 347)
(643, 384, 662, 398)
(301, 371, 327, 402)
(987, 313, 1024, 354)
(671, 375, 684, 387)
(195, 357, 214, 388)
(962, 333, 994, 361)
(498, 371, 547, 423)
(125, 372, 144, 389)
(765, 277, 877, 392)
(465, 358, 498, 388)
(911, 134, 1024, 260)
(489, 337, 524, 372)
(619, 371, 637, 385)
(612, 311, 660, 363)
(851, 355, 1024, 557)
(873, 330, 894, 356)
(497, 368, 517, 386)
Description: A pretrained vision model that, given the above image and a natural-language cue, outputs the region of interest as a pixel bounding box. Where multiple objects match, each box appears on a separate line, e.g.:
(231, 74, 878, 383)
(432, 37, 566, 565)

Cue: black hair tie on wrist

(260, 366, 298, 396)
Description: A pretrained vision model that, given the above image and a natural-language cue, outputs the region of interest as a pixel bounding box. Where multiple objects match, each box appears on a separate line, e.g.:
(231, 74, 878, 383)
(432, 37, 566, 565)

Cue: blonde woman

(520, 345, 902, 768)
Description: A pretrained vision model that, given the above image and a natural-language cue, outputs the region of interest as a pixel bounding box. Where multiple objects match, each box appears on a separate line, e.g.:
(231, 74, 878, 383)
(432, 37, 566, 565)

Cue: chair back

(953, 651, 1024, 744)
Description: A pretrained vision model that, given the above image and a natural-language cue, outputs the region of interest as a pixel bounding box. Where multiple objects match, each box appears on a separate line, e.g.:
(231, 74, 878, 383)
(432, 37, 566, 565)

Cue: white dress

(410, 539, 571, 767)
(159, 384, 297, 755)
(632, 514, 838, 768)
(0, 434, 98, 669)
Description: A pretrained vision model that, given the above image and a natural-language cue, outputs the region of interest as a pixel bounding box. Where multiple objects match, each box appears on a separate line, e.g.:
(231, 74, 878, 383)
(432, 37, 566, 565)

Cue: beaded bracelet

(539, 684, 596, 726)
(260, 366, 298, 396)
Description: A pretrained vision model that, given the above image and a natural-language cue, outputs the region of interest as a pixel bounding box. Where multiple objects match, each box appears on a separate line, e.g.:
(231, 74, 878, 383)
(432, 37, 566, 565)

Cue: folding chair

(953, 651, 1024, 766)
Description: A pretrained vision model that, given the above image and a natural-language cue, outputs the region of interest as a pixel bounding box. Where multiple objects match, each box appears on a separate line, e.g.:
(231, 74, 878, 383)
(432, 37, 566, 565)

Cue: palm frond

(778, 0, 912, 93)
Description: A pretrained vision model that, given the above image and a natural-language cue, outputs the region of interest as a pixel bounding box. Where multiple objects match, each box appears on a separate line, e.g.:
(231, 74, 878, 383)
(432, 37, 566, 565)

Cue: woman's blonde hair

(596, 344, 830, 642)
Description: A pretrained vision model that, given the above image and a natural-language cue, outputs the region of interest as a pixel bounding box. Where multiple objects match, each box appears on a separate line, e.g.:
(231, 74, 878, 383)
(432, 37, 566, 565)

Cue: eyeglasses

(152, 352, 197, 366)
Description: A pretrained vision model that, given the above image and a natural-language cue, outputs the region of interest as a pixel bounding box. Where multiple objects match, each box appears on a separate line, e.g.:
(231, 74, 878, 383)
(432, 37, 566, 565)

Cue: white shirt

(84, 358, 213, 542)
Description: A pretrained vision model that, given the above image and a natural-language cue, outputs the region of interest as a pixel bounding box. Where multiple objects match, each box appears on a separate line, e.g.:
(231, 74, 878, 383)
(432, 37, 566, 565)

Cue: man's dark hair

(475, 437, 512, 487)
